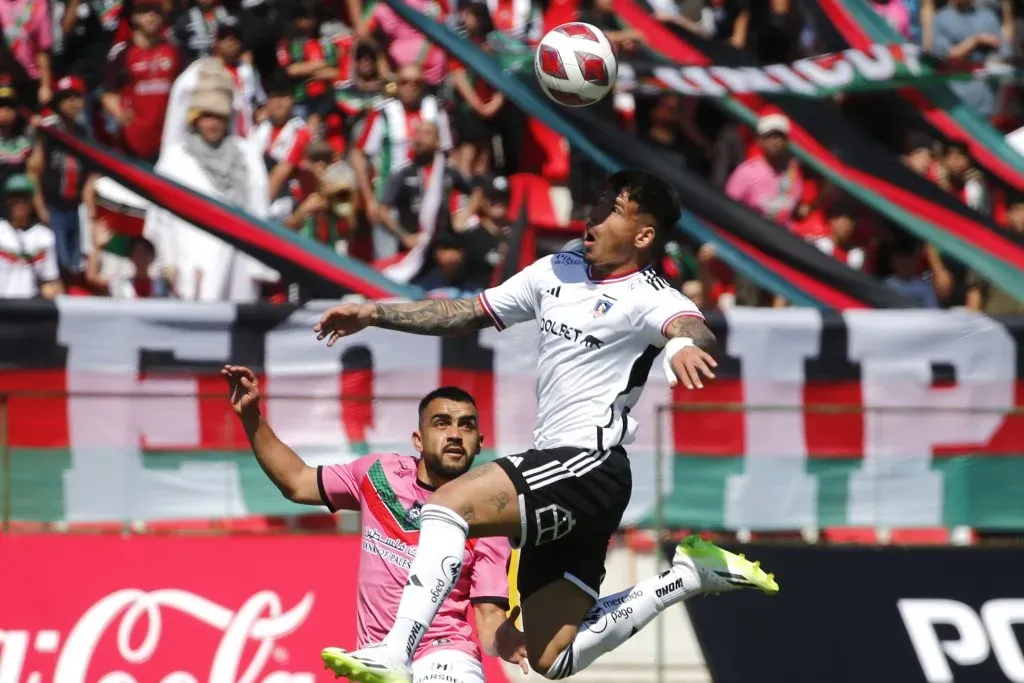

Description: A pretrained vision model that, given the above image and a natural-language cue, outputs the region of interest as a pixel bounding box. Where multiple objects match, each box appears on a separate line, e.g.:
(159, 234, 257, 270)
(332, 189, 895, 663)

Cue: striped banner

(1, 300, 1022, 530)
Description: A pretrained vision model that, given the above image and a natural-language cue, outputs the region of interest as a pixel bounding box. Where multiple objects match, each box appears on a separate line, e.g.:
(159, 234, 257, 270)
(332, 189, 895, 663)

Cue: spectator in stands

(378, 120, 472, 253)
(487, 0, 544, 42)
(0, 174, 61, 299)
(362, 0, 448, 86)
(351, 63, 453, 259)
(930, 0, 1008, 119)
(28, 76, 97, 278)
(102, 0, 181, 165)
(276, 0, 339, 129)
(173, 0, 234, 63)
(639, 93, 689, 170)
(453, 174, 513, 283)
(578, 0, 645, 54)
(885, 238, 938, 307)
(236, 0, 284, 81)
(0, 83, 30, 194)
(938, 139, 988, 213)
(255, 71, 312, 213)
(651, 0, 715, 37)
(715, 0, 793, 62)
(330, 39, 387, 150)
(901, 130, 936, 178)
(52, 0, 122, 121)
(162, 17, 264, 152)
(868, 0, 912, 39)
(931, 139, 987, 305)
(725, 113, 804, 231)
(450, 2, 505, 176)
(86, 230, 173, 299)
(0, 0, 53, 107)
(810, 201, 867, 271)
(284, 141, 359, 254)
(966, 190, 1024, 313)
(413, 230, 478, 292)
(145, 82, 278, 301)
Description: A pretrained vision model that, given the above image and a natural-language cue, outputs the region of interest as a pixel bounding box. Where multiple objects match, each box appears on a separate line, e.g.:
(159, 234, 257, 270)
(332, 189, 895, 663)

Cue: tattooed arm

(664, 314, 717, 353)
(371, 297, 494, 336)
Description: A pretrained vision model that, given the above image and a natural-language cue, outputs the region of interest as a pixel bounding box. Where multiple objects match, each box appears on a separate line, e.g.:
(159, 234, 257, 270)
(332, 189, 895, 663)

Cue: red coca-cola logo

(0, 535, 358, 683)
(0, 589, 317, 683)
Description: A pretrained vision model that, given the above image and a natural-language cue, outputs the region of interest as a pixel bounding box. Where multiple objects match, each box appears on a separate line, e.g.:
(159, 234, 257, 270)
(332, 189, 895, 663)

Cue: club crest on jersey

(406, 501, 423, 526)
(593, 298, 615, 318)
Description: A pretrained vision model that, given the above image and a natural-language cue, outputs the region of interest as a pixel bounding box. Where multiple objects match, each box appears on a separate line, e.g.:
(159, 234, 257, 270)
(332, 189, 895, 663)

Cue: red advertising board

(0, 535, 512, 683)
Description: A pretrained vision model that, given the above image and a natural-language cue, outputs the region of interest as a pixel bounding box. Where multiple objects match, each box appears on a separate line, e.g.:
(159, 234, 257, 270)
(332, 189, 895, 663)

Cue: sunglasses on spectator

(398, 78, 423, 86)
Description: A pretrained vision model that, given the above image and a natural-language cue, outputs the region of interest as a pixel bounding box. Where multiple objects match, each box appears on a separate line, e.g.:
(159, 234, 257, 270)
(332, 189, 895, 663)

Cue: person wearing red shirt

(102, 0, 180, 164)
(253, 70, 313, 216)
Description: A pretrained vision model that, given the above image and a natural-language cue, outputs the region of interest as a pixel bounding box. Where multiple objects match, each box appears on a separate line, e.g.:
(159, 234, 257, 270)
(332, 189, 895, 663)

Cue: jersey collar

(586, 264, 653, 284)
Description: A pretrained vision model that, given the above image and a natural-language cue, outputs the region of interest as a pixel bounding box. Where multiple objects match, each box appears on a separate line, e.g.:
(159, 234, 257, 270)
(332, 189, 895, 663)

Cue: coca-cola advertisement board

(0, 534, 356, 683)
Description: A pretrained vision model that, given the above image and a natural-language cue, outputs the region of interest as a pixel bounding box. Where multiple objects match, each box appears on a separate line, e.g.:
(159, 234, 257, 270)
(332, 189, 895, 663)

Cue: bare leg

(382, 463, 521, 663)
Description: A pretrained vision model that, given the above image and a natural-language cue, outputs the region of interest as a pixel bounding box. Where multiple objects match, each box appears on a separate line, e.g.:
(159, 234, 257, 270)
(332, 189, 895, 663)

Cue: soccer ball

(534, 22, 618, 107)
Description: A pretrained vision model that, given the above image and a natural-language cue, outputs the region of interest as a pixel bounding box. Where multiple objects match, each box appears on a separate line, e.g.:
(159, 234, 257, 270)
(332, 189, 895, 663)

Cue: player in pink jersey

(221, 365, 528, 683)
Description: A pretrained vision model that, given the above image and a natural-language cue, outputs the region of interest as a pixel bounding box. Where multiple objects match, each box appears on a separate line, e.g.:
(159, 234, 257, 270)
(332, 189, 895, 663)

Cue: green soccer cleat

(321, 646, 411, 683)
(673, 534, 780, 595)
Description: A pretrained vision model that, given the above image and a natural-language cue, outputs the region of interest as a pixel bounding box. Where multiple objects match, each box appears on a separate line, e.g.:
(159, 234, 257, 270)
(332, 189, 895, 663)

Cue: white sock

(383, 504, 468, 663)
(545, 564, 702, 679)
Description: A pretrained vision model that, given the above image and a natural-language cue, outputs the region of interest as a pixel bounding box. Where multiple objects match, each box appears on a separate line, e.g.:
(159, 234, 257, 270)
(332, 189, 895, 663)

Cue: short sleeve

(477, 258, 544, 330)
(634, 286, 704, 346)
(317, 456, 374, 512)
(104, 42, 129, 93)
(469, 537, 511, 607)
(34, 231, 59, 284)
(357, 109, 384, 156)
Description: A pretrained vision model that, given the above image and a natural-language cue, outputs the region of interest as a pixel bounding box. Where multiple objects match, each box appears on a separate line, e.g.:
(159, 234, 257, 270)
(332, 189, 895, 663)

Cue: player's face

(132, 8, 163, 35)
(413, 398, 482, 481)
(582, 190, 656, 269)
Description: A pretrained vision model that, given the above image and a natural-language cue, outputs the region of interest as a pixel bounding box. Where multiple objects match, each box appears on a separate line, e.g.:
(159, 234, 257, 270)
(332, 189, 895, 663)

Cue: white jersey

(0, 221, 59, 298)
(478, 252, 703, 451)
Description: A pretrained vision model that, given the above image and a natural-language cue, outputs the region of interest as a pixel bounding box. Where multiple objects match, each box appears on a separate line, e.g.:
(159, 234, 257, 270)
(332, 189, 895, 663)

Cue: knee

(530, 646, 570, 680)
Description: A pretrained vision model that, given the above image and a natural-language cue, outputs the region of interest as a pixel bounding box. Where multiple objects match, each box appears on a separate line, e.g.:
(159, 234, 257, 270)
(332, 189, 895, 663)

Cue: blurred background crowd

(1, 0, 1023, 312)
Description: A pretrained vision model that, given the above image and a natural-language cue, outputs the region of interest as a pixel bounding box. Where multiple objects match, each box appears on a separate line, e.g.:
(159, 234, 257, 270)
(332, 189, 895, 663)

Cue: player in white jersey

(313, 171, 780, 683)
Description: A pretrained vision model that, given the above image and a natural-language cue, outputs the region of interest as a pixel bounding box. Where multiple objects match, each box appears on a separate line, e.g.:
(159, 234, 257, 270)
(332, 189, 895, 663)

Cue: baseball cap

(54, 75, 86, 97)
(215, 15, 243, 40)
(4, 174, 34, 196)
(482, 175, 511, 201)
(756, 113, 790, 137)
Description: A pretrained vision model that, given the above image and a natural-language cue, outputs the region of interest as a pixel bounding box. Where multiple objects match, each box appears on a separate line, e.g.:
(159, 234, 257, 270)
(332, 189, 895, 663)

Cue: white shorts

(412, 649, 485, 683)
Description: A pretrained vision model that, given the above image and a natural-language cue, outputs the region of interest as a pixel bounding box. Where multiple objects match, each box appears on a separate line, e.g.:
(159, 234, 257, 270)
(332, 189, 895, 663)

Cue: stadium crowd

(0, 0, 1022, 313)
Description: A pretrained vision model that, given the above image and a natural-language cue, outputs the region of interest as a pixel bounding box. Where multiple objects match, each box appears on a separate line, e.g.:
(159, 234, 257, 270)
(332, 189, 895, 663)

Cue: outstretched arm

(372, 297, 493, 335)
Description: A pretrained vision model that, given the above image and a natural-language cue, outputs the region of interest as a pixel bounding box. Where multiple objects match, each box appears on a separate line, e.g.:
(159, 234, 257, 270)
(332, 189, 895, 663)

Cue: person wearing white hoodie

(144, 71, 277, 302)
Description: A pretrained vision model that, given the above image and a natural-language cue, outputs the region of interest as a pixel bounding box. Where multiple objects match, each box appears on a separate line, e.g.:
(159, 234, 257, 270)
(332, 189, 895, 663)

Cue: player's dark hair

(417, 387, 477, 420)
(606, 170, 682, 267)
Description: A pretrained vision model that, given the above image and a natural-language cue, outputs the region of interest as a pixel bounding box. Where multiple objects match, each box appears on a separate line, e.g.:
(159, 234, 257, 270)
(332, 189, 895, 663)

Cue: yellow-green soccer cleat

(673, 534, 780, 595)
(321, 646, 411, 683)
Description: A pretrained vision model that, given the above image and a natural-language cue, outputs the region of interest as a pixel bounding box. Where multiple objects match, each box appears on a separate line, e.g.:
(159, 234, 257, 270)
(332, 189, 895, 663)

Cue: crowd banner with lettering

(673, 542, 1024, 683)
(2, 300, 1022, 529)
(495, 39, 1024, 98)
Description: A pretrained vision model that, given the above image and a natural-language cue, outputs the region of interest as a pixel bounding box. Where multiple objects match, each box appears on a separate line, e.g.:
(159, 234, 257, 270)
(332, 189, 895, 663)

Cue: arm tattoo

(373, 297, 493, 336)
(664, 315, 717, 353)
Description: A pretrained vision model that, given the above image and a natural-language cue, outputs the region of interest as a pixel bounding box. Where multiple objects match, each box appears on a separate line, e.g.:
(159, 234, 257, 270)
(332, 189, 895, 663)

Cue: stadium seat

(508, 173, 561, 229)
(822, 527, 879, 544)
(520, 118, 570, 183)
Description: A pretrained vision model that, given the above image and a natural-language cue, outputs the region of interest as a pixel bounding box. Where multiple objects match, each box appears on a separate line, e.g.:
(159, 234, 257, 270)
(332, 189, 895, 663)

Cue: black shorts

(495, 447, 631, 602)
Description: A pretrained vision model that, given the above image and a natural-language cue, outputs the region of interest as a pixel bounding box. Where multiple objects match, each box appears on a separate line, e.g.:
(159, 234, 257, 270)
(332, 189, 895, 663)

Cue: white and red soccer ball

(534, 22, 618, 107)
